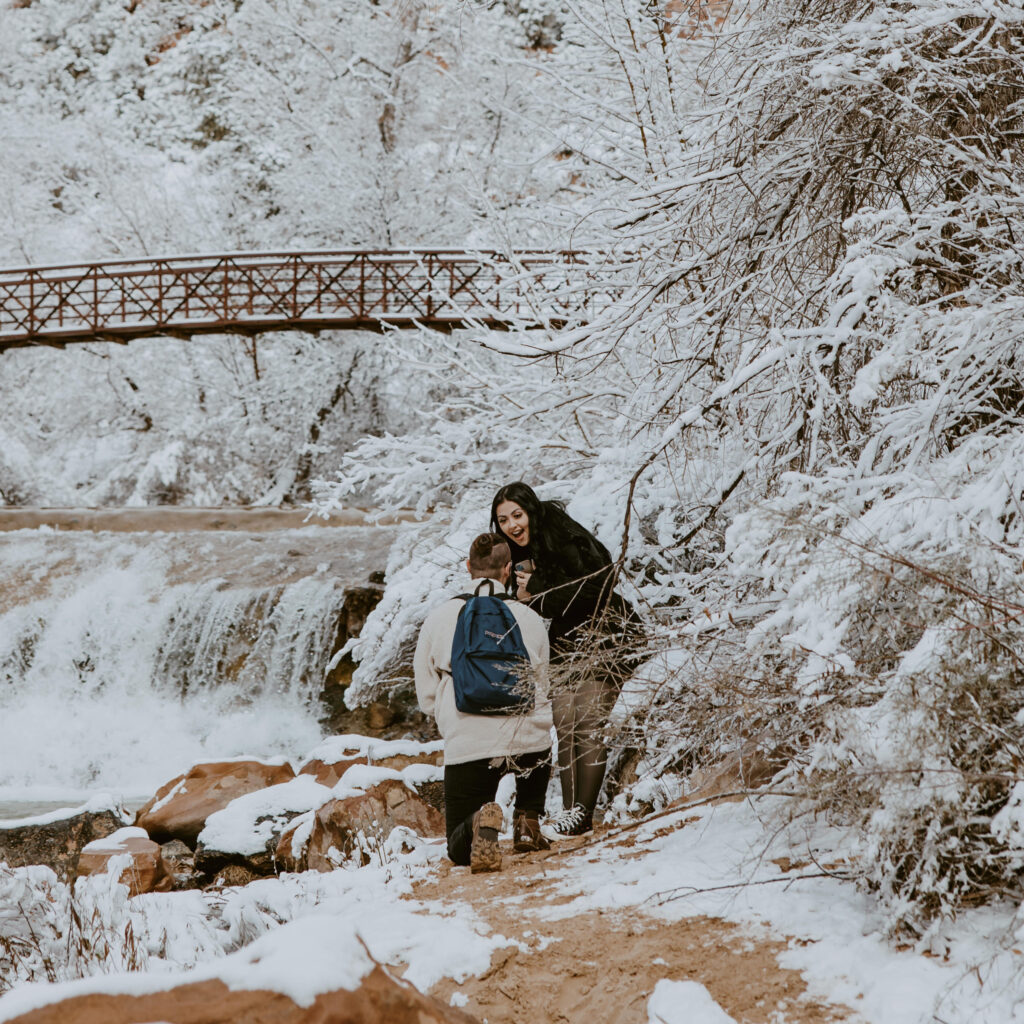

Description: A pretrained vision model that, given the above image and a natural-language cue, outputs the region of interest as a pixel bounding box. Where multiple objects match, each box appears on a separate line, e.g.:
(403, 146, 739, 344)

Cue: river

(0, 508, 403, 817)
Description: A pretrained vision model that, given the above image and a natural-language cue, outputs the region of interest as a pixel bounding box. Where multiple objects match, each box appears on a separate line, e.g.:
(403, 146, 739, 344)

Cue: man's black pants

(444, 748, 551, 865)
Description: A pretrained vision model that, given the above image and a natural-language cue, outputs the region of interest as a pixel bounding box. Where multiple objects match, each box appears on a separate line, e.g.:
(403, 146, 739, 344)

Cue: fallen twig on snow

(649, 871, 843, 906)
(537, 786, 803, 860)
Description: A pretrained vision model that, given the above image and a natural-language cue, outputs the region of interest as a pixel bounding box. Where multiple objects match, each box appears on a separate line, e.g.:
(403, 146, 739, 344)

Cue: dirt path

(415, 824, 853, 1024)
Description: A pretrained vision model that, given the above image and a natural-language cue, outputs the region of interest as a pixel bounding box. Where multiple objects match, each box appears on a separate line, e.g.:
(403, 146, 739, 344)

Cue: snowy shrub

(612, 0, 1024, 934)
(0, 862, 145, 991)
(692, 0, 1024, 934)
(818, 615, 1024, 939)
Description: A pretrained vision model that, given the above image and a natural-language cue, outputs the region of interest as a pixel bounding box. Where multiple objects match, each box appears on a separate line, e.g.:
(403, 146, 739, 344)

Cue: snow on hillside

(0, 0, 621, 264)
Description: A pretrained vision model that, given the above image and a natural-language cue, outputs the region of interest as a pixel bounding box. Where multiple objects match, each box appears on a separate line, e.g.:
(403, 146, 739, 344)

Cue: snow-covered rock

(0, 795, 127, 880)
(134, 758, 296, 847)
(647, 979, 737, 1024)
(195, 775, 334, 878)
(298, 735, 444, 786)
(0, 965, 474, 1024)
(302, 777, 446, 872)
(76, 827, 167, 897)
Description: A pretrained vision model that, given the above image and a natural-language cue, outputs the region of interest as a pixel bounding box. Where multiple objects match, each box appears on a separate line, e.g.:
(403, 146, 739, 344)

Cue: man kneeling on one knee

(414, 532, 553, 872)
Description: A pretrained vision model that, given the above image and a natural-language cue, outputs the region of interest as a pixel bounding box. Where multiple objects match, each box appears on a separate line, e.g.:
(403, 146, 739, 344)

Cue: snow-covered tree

(318, 0, 1024, 935)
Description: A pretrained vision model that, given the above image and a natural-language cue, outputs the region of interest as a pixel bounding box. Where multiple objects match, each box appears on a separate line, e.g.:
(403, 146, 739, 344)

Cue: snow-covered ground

(1, 791, 1018, 1022)
(555, 801, 1024, 1023)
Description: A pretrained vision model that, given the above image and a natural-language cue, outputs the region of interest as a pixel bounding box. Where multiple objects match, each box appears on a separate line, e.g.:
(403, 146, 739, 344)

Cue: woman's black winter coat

(506, 526, 640, 668)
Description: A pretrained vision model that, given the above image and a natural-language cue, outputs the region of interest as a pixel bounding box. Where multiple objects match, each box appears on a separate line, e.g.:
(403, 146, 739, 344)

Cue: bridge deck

(0, 250, 612, 349)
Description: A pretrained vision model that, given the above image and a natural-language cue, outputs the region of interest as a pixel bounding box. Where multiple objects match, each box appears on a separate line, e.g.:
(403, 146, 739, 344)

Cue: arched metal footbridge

(0, 249, 623, 350)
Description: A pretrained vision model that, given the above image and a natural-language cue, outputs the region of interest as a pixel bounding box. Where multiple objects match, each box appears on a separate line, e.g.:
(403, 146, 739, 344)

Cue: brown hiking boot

(470, 802, 503, 873)
(512, 810, 551, 853)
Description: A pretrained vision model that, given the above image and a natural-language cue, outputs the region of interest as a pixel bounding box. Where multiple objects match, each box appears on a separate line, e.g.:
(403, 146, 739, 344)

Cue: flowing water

(0, 508, 400, 813)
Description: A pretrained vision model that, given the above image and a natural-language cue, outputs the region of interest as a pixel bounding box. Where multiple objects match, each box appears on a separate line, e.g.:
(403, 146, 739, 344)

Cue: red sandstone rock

(193, 775, 333, 879)
(1, 966, 474, 1024)
(304, 779, 445, 872)
(298, 755, 364, 786)
(76, 827, 169, 897)
(299, 749, 443, 787)
(135, 760, 296, 846)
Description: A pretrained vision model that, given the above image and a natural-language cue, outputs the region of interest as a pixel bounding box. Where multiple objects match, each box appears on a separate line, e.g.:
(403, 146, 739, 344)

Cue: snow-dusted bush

(810, 598, 1024, 939)
(0, 862, 145, 991)
(691, 0, 1024, 935)
(616, 0, 1024, 934)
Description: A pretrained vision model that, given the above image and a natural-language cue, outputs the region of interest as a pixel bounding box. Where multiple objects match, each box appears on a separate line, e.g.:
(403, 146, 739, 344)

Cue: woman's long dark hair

(490, 481, 612, 566)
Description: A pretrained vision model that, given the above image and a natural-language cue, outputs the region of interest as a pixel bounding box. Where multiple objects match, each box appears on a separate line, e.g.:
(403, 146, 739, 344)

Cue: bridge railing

(0, 250, 630, 348)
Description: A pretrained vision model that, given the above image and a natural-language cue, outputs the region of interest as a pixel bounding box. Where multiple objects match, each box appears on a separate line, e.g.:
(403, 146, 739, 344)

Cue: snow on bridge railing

(0, 249, 631, 349)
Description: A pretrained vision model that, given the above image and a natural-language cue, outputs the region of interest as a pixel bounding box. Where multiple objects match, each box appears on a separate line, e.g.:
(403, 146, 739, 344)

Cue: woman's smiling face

(495, 500, 530, 547)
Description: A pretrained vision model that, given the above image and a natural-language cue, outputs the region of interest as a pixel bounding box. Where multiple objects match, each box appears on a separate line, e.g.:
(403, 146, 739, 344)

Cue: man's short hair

(468, 533, 511, 577)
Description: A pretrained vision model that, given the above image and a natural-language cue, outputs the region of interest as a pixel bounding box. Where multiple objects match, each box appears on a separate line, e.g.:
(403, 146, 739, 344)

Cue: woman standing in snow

(491, 481, 640, 837)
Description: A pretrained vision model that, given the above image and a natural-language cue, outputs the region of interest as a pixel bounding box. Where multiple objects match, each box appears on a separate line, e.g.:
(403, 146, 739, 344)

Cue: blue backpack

(450, 586, 534, 715)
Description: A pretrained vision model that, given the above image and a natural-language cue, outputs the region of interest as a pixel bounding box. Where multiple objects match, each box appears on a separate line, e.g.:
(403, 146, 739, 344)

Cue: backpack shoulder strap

(455, 583, 513, 603)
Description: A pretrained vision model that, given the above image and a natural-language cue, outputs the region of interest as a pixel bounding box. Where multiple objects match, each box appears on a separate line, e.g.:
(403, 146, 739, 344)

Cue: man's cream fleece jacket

(414, 577, 553, 765)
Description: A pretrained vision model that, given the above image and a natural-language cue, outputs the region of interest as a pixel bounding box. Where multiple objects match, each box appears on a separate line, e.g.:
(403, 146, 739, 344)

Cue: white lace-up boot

(541, 803, 593, 840)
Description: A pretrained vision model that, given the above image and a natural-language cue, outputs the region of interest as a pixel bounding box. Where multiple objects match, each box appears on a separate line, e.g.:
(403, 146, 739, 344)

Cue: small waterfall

(0, 520, 394, 797)
(152, 576, 345, 701)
